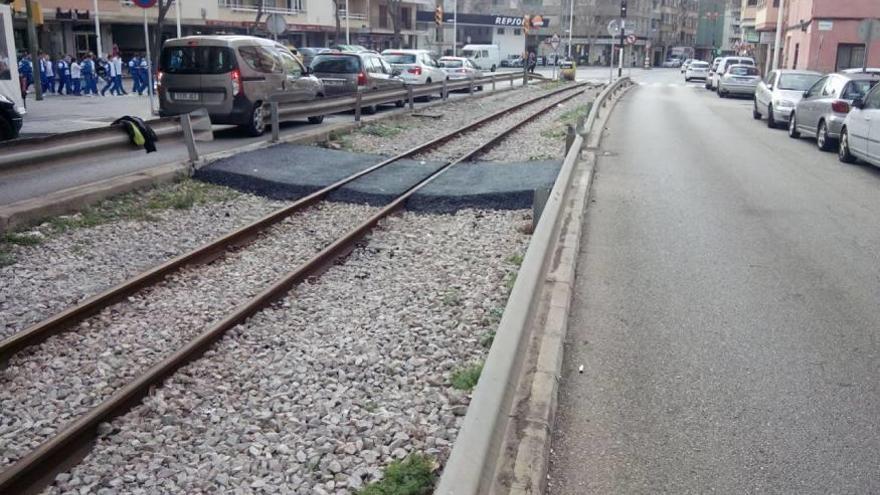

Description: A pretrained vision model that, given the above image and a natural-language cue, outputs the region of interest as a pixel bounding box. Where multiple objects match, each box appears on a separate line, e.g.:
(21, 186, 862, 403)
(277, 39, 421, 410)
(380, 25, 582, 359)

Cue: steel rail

(0, 84, 588, 495)
(0, 82, 591, 366)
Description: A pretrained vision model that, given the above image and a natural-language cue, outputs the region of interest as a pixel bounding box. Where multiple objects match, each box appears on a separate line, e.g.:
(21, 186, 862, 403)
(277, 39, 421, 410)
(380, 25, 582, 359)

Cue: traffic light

(435, 6, 443, 26)
(620, 0, 627, 18)
(523, 15, 531, 35)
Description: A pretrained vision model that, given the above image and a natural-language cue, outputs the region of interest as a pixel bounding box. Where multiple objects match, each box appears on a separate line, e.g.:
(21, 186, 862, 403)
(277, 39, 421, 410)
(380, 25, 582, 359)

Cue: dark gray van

(310, 52, 405, 114)
(158, 35, 325, 136)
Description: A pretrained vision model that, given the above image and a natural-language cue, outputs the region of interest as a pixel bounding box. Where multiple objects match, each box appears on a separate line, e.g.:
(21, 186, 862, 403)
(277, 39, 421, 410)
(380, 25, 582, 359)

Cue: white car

(838, 83, 880, 166)
(381, 49, 446, 86)
(717, 64, 761, 98)
(680, 58, 694, 73)
(753, 69, 822, 128)
(439, 57, 483, 85)
(684, 61, 710, 81)
(708, 56, 755, 91)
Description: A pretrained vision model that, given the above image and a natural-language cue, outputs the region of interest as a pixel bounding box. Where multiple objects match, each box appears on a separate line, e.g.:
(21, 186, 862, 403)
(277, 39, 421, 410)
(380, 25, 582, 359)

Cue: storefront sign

(416, 11, 551, 28)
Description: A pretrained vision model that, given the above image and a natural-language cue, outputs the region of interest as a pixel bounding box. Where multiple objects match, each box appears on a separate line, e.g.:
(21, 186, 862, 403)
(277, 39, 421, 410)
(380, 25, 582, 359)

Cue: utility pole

(771, 0, 784, 70)
(175, 0, 182, 38)
(345, 0, 350, 44)
(25, 0, 42, 100)
(453, 0, 458, 56)
(567, 0, 574, 58)
(618, 0, 626, 78)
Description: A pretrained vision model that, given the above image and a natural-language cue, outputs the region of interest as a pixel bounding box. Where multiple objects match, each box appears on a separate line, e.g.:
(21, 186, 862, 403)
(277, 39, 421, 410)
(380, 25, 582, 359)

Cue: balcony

(217, 0, 305, 16)
(339, 9, 367, 22)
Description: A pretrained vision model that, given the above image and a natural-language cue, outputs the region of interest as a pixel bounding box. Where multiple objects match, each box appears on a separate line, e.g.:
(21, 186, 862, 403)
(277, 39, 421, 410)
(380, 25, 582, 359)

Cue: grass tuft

(480, 331, 496, 349)
(357, 454, 436, 495)
(361, 123, 404, 138)
(451, 362, 484, 391)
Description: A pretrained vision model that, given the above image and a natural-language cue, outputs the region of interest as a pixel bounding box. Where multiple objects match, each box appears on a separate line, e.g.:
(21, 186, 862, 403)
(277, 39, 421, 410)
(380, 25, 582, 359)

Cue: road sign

(626, 34, 636, 45)
(817, 20, 833, 31)
(858, 19, 880, 43)
(607, 19, 620, 37)
(265, 13, 287, 36)
(550, 33, 561, 50)
(131, 0, 157, 8)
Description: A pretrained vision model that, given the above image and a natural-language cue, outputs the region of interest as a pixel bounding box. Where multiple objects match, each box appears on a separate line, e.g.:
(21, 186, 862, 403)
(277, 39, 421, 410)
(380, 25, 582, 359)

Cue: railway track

(0, 81, 595, 493)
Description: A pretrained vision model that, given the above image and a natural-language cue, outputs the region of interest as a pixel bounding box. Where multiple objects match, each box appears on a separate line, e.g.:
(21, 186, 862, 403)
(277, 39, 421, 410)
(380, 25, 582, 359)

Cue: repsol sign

(416, 10, 551, 28)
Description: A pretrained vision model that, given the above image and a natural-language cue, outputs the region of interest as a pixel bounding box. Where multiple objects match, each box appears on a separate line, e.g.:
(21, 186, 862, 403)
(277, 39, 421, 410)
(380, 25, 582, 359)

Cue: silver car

(789, 72, 880, 151)
(753, 69, 822, 128)
(708, 56, 755, 91)
(439, 56, 483, 86)
(717, 64, 761, 98)
(158, 35, 324, 136)
(310, 52, 406, 114)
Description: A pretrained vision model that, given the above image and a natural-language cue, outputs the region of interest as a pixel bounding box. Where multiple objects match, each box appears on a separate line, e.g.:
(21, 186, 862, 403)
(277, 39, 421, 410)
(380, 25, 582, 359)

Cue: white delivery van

(461, 44, 500, 72)
(0, 3, 25, 137)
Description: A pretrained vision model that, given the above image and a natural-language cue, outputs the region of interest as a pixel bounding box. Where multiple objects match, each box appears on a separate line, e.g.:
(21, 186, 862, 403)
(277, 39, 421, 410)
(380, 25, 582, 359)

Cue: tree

(387, 0, 403, 48)
(332, 0, 342, 46)
(150, 0, 175, 71)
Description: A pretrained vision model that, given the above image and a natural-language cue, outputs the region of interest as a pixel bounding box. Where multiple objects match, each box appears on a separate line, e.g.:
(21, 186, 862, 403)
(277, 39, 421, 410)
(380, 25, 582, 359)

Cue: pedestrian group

(17, 44, 153, 98)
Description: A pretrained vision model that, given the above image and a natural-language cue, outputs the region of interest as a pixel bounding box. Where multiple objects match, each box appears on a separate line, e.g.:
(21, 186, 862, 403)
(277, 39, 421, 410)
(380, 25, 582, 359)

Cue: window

(378, 58, 393, 74)
(0, 12, 11, 80)
(514, 28, 521, 35)
(402, 7, 412, 30)
(238, 46, 282, 73)
(497, 28, 505, 35)
(805, 76, 827, 98)
(864, 86, 880, 109)
(842, 80, 879, 101)
(777, 74, 821, 91)
(278, 52, 302, 77)
(836, 44, 866, 71)
(311, 55, 361, 74)
(379, 5, 388, 28)
(160, 46, 236, 74)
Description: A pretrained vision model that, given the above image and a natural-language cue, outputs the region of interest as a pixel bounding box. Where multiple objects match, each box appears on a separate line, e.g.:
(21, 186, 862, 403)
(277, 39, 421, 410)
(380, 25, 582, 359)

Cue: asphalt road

(549, 69, 880, 493)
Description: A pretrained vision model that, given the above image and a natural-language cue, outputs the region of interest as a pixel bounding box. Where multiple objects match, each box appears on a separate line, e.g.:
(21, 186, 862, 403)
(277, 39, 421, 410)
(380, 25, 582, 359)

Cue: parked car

(662, 58, 682, 68)
(158, 35, 325, 136)
(789, 71, 880, 151)
(461, 44, 500, 72)
(717, 64, 761, 98)
(503, 55, 524, 68)
(705, 57, 723, 89)
(753, 69, 822, 128)
(838, 83, 880, 165)
(310, 51, 405, 114)
(299, 47, 332, 67)
(439, 56, 483, 87)
(0, 93, 23, 141)
(381, 49, 446, 87)
(708, 56, 755, 91)
(842, 67, 880, 75)
(334, 44, 370, 53)
(684, 60, 710, 81)
(680, 58, 693, 73)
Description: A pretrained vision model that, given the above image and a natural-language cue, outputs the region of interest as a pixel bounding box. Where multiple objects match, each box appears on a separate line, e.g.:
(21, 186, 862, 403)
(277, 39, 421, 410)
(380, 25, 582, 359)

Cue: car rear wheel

(490, 65, 496, 72)
(816, 120, 835, 151)
(0, 116, 13, 141)
(752, 99, 762, 120)
(838, 128, 857, 163)
(767, 105, 776, 127)
(363, 104, 377, 115)
(788, 113, 801, 138)
(395, 100, 405, 107)
(243, 103, 266, 137)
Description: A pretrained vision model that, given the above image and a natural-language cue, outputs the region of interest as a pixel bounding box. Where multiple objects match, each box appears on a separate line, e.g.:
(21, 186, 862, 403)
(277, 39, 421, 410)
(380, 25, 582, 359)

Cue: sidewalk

(20, 91, 154, 136)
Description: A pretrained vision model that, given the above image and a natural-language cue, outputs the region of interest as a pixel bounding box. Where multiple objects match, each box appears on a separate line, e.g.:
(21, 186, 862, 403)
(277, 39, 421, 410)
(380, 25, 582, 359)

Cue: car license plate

(735, 77, 751, 82)
(173, 92, 199, 101)
(322, 80, 343, 86)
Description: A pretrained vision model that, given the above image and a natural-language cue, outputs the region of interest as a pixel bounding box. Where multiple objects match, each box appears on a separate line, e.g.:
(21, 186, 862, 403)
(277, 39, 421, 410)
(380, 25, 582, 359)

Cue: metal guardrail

(0, 109, 214, 172)
(435, 76, 632, 495)
(0, 71, 540, 175)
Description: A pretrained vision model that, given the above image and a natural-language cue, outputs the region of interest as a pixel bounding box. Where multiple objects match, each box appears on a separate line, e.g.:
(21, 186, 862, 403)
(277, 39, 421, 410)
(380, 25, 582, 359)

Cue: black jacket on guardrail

(112, 116, 158, 153)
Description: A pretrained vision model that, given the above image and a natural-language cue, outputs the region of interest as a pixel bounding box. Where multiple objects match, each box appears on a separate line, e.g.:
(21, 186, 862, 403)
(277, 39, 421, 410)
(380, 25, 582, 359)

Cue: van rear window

(160, 46, 236, 74)
(383, 53, 417, 64)
(311, 55, 361, 73)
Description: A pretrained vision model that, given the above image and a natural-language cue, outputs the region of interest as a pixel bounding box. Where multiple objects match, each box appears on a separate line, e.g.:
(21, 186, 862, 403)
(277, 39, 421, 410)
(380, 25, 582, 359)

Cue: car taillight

(230, 68, 242, 96)
(357, 71, 367, 86)
(832, 100, 850, 113)
(457, 69, 467, 73)
(156, 70, 164, 88)
(408, 66, 422, 75)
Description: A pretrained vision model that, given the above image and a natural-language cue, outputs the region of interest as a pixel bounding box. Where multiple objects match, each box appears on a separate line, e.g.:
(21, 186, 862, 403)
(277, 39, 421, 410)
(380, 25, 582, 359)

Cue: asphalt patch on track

(196, 144, 562, 213)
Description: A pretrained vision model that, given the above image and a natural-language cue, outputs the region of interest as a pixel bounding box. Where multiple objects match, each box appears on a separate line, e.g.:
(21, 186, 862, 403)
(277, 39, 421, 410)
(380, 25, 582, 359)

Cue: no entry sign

(132, 0, 158, 8)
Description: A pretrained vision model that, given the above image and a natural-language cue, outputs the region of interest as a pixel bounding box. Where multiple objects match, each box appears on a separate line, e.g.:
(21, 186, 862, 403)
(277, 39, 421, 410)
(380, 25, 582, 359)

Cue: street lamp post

(705, 11, 720, 59)
(567, 0, 574, 58)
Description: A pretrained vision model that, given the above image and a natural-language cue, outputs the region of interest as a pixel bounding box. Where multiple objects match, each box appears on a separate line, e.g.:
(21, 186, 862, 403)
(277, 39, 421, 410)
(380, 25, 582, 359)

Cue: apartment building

(739, 0, 757, 55)
(8, 0, 431, 59)
(783, 0, 880, 73)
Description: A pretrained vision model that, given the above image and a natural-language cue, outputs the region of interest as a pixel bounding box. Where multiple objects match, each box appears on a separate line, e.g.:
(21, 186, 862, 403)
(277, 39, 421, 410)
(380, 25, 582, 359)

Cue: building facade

(8, 0, 433, 60)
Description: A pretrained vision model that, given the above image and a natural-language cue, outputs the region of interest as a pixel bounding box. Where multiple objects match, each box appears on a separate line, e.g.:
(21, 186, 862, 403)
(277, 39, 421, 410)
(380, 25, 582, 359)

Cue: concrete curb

(434, 77, 633, 495)
(0, 80, 543, 233)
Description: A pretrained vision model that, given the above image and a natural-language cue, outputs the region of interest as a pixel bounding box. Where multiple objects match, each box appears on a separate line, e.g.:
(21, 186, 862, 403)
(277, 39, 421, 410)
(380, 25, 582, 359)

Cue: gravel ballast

(41, 208, 531, 494)
(335, 82, 589, 157)
(0, 202, 380, 469)
(0, 187, 286, 342)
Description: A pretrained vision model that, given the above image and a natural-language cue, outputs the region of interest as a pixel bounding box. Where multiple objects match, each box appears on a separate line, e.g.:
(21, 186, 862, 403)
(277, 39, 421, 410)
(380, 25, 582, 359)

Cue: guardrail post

(407, 85, 414, 111)
(442, 78, 448, 100)
(510, 73, 515, 88)
(355, 92, 362, 122)
(564, 124, 576, 156)
(179, 113, 199, 163)
(492, 74, 496, 92)
(270, 102, 280, 143)
(469, 79, 474, 95)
